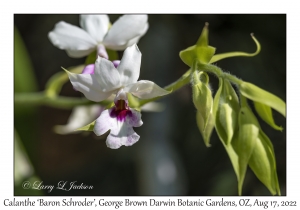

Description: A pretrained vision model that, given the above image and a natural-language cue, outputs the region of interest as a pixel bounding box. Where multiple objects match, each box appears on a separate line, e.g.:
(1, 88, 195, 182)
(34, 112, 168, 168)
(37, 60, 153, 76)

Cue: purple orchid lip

(110, 99, 131, 122)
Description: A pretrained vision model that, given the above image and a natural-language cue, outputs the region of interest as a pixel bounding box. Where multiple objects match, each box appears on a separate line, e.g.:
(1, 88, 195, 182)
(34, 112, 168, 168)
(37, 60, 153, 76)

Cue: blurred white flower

(48, 15, 148, 58)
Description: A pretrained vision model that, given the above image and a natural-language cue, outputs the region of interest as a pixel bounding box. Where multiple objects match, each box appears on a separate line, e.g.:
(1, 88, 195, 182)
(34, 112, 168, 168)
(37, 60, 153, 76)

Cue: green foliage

(14, 26, 38, 93)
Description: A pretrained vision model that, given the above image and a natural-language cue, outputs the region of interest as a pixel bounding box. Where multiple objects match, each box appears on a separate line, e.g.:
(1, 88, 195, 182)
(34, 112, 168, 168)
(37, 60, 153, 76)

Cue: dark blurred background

(14, 14, 286, 196)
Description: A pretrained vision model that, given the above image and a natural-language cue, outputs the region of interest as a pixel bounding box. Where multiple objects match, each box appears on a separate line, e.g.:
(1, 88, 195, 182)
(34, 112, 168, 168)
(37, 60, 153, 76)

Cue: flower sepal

(179, 23, 216, 66)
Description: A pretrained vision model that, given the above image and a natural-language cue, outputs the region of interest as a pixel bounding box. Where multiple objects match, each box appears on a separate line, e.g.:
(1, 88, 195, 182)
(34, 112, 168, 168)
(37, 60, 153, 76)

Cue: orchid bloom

(48, 15, 148, 58)
(65, 44, 169, 148)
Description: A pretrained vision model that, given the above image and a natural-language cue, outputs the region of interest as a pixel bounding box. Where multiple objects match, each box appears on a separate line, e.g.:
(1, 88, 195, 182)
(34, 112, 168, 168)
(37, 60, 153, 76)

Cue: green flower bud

(237, 105, 260, 195)
(192, 71, 213, 130)
(196, 110, 214, 147)
(239, 81, 286, 117)
(213, 78, 240, 145)
(248, 131, 281, 195)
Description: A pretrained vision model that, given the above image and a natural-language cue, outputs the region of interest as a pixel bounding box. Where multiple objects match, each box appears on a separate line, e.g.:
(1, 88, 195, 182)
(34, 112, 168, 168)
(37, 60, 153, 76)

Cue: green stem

(198, 64, 243, 85)
(139, 69, 192, 106)
(15, 92, 110, 109)
(15, 64, 243, 109)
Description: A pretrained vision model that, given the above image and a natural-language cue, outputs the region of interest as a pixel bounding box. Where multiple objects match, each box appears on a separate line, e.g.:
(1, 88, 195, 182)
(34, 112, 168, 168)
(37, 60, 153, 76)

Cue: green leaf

(76, 120, 95, 131)
(239, 82, 286, 117)
(237, 106, 260, 195)
(248, 131, 279, 195)
(196, 110, 214, 147)
(214, 79, 239, 145)
(254, 101, 283, 131)
(14, 26, 38, 93)
(210, 34, 261, 63)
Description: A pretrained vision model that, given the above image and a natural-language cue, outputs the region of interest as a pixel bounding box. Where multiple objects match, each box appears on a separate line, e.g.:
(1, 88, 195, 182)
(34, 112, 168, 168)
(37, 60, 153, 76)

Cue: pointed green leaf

(210, 34, 261, 63)
(239, 82, 286, 117)
(248, 132, 278, 195)
(76, 120, 95, 131)
(14, 26, 38, 93)
(214, 79, 239, 145)
(254, 101, 283, 131)
(196, 110, 214, 147)
(237, 106, 260, 195)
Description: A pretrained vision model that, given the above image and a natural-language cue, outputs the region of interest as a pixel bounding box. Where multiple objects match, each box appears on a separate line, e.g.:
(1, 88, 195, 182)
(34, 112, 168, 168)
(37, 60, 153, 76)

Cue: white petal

(94, 108, 142, 149)
(94, 109, 116, 136)
(94, 56, 121, 92)
(66, 70, 114, 102)
(103, 15, 148, 50)
(80, 15, 109, 43)
(111, 23, 149, 50)
(117, 44, 141, 86)
(106, 126, 140, 149)
(48, 21, 97, 58)
(124, 80, 170, 99)
(127, 108, 143, 127)
(54, 105, 103, 134)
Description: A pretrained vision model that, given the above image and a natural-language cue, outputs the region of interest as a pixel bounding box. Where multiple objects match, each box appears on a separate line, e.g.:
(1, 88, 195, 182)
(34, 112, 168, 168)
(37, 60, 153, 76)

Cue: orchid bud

(213, 78, 239, 145)
(248, 131, 280, 195)
(237, 105, 260, 195)
(191, 71, 214, 146)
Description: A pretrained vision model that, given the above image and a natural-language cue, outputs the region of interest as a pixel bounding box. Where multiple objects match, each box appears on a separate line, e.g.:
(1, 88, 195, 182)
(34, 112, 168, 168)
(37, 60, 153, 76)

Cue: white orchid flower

(64, 44, 170, 148)
(48, 15, 149, 58)
(65, 44, 170, 102)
